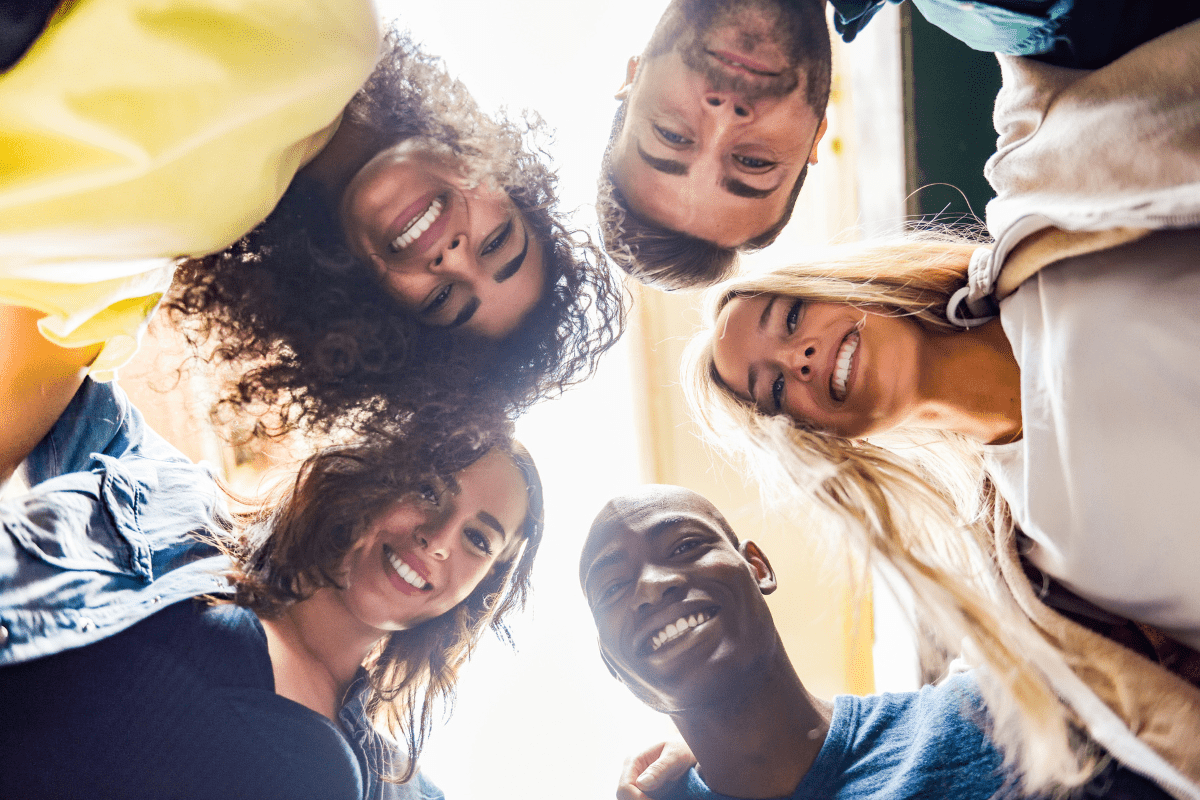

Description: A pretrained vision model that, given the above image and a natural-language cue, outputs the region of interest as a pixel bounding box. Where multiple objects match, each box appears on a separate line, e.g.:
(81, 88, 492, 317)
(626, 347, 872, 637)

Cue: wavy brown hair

(169, 28, 625, 436)
(219, 423, 545, 782)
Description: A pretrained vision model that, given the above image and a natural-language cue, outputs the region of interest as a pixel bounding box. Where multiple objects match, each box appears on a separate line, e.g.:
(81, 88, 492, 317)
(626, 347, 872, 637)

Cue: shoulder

(143, 602, 365, 800)
(822, 676, 1004, 799)
(222, 688, 364, 800)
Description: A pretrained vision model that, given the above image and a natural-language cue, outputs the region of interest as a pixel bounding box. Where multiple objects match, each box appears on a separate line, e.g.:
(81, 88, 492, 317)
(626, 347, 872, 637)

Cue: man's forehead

(580, 486, 728, 576)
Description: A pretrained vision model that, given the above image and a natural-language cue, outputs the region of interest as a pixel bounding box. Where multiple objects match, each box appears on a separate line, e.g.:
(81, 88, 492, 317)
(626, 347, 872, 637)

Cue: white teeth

(386, 547, 430, 591)
(831, 331, 859, 402)
(390, 198, 443, 252)
(650, 610, 713, 651)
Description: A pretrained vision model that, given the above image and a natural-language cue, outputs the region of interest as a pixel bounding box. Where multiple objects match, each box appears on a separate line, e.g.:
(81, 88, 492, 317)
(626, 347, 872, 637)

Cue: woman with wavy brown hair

(1, 12, 624, 482)
(0, 378, 545, 799)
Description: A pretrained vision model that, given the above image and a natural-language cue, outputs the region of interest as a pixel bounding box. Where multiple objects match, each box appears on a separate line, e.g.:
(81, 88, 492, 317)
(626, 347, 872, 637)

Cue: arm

(0, 304, 101, 486)
(617, 741, 695, 800)
(827, 0, 902, 43)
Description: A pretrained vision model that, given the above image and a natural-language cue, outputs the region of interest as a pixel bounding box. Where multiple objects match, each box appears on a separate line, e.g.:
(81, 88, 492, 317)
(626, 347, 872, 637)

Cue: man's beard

(646, 0, 808, 102)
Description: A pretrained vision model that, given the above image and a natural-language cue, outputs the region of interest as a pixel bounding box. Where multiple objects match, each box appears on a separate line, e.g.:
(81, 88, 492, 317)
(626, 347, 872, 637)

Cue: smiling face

(711, 293, 927, 439)
(339, 139, 546, 337)
(336, 450, 530, 634)
(580, 486, 777, 712)
(610, 0, 829, 248)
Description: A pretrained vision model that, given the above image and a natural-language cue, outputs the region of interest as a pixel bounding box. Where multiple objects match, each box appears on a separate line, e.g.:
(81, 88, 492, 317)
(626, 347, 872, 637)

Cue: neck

(669, 647, 832, 799)
(260, 588, 385, 720)
(297, 116, 389, 200)
(910, 318, 1022, 444)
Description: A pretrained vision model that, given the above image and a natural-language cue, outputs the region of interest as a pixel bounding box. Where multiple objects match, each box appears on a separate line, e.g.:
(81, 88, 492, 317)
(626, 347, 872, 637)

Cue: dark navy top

(0, 598, 363, 800)
(0, 380, 444, 800)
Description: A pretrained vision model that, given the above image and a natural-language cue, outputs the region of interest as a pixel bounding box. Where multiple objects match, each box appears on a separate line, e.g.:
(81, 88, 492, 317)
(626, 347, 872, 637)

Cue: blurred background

(116, 1, 1002, 796)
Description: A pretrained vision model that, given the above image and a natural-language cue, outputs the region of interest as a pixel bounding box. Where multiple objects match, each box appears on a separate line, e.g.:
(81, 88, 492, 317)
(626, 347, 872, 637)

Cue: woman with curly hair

(0, 377, 545, 799)
(680, 228, 1200, 797)
(1, 6, 624, 481)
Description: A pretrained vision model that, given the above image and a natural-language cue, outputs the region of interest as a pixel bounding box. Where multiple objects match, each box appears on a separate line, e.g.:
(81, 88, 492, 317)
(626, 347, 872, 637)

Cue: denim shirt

(829, 0, 1073, 57)
(0, 378, 230, 665)
(0, 380, 443, 800)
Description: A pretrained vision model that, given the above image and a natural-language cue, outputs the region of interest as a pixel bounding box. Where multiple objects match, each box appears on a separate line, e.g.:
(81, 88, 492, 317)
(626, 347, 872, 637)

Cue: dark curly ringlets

(169, 28, 625, 436)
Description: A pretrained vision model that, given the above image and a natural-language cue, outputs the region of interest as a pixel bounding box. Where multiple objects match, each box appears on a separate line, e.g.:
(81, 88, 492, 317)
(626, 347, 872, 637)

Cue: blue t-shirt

(660, 675, 1006, 800)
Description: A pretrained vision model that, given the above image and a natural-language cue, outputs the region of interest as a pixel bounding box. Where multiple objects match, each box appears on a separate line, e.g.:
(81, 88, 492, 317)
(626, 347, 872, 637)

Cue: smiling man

(582, 485, 1174, 800)
(596, 0, 832, 290)
(598, 0, 1200, 292)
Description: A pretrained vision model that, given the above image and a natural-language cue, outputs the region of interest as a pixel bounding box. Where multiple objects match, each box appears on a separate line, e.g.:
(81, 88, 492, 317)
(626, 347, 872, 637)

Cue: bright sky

(375, 2, 688, 798)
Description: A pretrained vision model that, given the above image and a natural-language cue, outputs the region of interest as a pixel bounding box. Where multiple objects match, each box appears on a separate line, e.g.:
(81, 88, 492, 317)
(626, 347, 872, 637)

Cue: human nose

(429, 234, 475, 277)
(703, 91, 753, 120)
(632, 563, 685, 613)
(783, 340, 819, 382)
(415, 521, 453, 561)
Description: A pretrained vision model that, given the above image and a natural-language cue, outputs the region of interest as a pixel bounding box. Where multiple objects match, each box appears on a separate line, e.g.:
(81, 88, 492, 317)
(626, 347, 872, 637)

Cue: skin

(339, 140, 546, 337)
(303, 121, 545, 338)
(262, 449, 530, 721)
(712, 293, 1024, 443)
(0, 305, 101, 486)
(581, 485, 831, 799)
(610, 2, 828, 248)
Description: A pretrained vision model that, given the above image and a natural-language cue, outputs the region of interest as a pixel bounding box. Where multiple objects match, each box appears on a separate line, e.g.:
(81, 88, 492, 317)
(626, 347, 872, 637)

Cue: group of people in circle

(2, 0, 1199, 798)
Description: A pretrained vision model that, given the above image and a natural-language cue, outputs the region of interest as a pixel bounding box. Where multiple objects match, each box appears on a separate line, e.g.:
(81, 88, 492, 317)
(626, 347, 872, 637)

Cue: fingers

(616, 740, 696, 799)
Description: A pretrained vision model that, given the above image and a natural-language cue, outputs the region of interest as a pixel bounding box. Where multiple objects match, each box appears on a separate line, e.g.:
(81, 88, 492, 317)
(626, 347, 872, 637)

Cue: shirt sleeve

(829, 0, 904, 42)
(20, 378, 188, 487)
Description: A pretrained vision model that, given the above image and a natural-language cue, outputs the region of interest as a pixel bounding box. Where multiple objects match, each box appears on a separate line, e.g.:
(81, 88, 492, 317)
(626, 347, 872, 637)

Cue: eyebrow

(477, 511, 509, 541)
(722, 178, 779, 199)
(637, 140, 781, 200)
(746, 296, 777, 401)
(636, 140, 688, 176)
(494, 225, 530, 284)
(449, 297, 481, 328)
(582, 515, 707, 597)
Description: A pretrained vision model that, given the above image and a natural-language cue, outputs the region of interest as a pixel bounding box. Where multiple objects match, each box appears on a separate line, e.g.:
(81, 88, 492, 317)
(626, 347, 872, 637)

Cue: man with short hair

(596, 0, 831, 290)
(598, 0, 1200, 291)
(582, 485, 1172, 800)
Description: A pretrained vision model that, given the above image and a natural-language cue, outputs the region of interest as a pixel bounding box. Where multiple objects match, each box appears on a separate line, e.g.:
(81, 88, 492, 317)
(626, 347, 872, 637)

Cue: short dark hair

(596, 0, 830, 290)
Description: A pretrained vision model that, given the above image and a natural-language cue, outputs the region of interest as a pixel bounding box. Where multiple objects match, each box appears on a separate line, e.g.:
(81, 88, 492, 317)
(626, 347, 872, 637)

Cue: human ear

(807, 117, 829, 166)
(615, 56, 640, 100)
(740, 540, 778, 595)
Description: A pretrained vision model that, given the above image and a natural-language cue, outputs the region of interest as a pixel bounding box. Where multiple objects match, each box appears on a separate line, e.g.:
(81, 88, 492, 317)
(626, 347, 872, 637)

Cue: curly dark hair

(595, 0, 829, 290)
(169, 28, 625, 437)
(219, 423, 545, 782)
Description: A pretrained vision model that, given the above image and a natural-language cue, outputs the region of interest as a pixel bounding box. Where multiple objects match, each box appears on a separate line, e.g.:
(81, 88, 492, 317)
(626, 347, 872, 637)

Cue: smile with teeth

(390, 196, 444, 252)
(650, 609, 716, 651)
(384, 544, 431, 591)
(831, 331, 859, 402)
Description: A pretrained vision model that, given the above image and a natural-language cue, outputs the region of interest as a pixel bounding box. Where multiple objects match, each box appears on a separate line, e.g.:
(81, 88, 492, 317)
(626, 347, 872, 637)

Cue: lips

(382, 543, 432, 595)
(386, 191, 451, 256)
(707, 49, 781, 77)
(637, 603, 721, 656)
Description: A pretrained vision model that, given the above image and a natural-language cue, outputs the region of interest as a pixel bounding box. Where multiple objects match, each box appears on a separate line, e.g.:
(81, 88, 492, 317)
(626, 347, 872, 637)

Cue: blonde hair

(682, 237, 1098, 794)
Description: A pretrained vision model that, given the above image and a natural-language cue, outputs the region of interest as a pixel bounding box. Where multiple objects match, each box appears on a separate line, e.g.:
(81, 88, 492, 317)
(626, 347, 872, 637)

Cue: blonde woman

(681, 227, 1200, 797)
(676, 21, 1200, 799)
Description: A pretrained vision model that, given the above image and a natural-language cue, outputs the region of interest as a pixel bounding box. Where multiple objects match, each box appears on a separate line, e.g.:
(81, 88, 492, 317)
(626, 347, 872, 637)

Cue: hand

(616, 740, 696, 800)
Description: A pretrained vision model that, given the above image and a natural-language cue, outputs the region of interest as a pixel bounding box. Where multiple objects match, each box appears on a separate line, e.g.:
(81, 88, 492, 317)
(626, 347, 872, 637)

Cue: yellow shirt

(0, 0, 381, 379)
